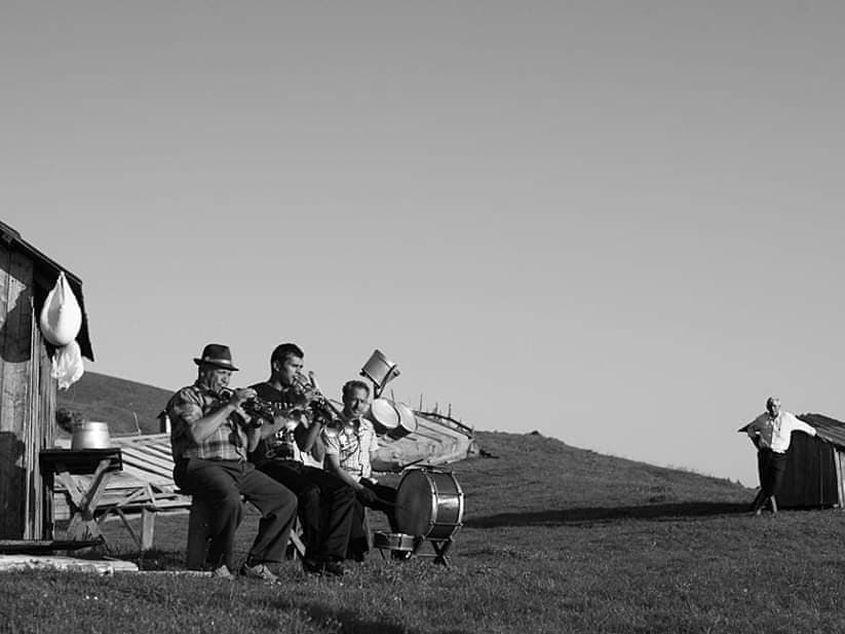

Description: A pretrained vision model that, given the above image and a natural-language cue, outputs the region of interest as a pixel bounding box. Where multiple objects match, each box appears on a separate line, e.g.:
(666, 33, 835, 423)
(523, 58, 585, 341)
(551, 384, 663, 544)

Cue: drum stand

(373, 532, 456, 566)
(411, 536, 454, 567)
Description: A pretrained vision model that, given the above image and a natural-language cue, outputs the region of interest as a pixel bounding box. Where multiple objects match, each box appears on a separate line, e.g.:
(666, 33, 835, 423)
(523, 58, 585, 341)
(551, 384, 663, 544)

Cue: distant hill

(57, 371, 173, 436)
(56, 372, 748, 503)
(460, 431, 750, 520)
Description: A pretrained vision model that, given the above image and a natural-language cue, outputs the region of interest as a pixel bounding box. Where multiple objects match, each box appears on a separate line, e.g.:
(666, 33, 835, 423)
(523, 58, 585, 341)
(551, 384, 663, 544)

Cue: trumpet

(291, 371, 342, 423)
(218, 388, 292, 429)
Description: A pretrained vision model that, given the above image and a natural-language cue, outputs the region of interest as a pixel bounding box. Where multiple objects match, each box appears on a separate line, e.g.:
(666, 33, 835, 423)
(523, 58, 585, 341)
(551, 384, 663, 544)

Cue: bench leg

(286, 517, 306, 560)
(141, 508, 156, 551)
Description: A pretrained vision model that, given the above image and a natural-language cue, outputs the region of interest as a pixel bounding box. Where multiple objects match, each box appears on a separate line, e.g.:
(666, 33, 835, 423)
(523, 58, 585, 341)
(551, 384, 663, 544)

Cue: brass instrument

(291, 371, 342, 424)
(218, 369, 339, 430)
(218, 388, 293, 429)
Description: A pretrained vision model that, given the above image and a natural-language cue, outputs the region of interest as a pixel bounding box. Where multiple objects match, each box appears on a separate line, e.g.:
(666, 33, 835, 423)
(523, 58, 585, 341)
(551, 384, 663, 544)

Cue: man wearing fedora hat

(167, 343, 297, 581)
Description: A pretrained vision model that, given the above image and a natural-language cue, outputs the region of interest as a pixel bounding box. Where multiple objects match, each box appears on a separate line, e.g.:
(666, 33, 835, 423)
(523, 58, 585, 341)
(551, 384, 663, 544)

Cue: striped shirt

(323, 417, 378, 480)
(168, 383, 248, 462)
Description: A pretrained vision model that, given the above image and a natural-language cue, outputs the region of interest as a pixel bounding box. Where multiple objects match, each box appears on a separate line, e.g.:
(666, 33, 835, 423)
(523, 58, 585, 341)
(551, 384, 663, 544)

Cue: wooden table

(39, 448, 123, 544)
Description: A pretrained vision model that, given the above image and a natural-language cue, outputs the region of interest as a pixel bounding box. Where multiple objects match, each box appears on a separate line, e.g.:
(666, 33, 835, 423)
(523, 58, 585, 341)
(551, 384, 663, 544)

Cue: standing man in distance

(167, 343, 297, 581)
(746, 396, 818, 515)
(249, 343, 355, 576)
(323, 379, 399, 560)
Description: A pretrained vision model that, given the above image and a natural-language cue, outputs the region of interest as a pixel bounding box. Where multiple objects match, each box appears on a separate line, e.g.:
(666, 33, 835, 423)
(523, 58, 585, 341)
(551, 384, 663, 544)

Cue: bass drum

(395, 468, 464, 540)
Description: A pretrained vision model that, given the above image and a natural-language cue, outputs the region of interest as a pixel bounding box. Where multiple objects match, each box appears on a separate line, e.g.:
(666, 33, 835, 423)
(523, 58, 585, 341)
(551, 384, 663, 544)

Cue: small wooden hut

(0, 221, 94, 539)
(740, 413, 845, 509)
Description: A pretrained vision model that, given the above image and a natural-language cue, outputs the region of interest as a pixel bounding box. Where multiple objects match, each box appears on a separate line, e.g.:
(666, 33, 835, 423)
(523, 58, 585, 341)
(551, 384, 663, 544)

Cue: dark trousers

(258, 459, 355, 561)
(348, 480, 399, 559)
(175, 458, 297, 570)
(757, 448, 788, 498)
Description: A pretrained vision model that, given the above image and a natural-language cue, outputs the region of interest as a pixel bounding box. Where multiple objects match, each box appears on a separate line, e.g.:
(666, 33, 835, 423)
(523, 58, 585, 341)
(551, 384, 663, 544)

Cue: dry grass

(4, 431, 845, 633)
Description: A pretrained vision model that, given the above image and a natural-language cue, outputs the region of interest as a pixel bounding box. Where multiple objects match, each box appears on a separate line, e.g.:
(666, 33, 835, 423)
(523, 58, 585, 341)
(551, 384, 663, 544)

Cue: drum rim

(427, 469, 465, 536)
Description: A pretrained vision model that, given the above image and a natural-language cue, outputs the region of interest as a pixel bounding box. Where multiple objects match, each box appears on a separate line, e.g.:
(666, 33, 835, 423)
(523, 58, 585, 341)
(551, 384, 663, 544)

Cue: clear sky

(3, 2, 844, 486)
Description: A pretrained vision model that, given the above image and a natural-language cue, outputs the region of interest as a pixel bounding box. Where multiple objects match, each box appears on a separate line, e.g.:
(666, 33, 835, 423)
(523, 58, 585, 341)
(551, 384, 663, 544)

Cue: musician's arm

(171, 388, 255, 444)
(309, 435, 326, 464)
(294, 416, 324, 453)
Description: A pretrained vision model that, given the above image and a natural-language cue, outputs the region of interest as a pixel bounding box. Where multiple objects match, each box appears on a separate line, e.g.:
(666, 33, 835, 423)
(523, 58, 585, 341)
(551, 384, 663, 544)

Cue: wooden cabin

(0, 221, 94, 539)
(740, 413, 845, 509)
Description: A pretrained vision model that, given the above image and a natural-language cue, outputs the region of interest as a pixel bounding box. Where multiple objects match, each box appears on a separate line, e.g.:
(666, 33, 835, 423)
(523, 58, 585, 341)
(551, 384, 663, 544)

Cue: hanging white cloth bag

(52, 340, 84, 389)
(39, 271, 83, 346)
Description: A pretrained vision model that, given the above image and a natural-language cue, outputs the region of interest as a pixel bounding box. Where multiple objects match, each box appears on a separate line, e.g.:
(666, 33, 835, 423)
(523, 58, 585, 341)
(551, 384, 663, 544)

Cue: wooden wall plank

(36, 332, 55, 539)
(0, 243, 11, 433)
(0, 244, 13, 537)
(0, 245, 35, 539)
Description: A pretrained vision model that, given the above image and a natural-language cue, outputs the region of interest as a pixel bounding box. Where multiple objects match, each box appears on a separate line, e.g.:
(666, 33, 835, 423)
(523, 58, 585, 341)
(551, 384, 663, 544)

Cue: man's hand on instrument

(226, 388, 256, 423)
(357, 486, 378, 505)
(227, 387, 257, 407)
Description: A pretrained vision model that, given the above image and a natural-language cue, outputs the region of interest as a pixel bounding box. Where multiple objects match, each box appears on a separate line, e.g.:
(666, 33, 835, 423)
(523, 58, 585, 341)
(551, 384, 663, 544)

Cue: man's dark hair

(270, 343, 304, 370)
(342, 379, 370, 400)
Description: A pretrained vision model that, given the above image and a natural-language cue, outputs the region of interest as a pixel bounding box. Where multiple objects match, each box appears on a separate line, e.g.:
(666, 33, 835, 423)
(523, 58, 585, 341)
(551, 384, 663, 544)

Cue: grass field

(4, 431, 845, 633)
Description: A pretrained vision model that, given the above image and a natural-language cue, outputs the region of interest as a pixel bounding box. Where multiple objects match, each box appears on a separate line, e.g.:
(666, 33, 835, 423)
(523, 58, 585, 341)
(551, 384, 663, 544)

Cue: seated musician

(323, 379, 400, 560)
(248, 343, 355, 577)
(166, 343, 297, 581)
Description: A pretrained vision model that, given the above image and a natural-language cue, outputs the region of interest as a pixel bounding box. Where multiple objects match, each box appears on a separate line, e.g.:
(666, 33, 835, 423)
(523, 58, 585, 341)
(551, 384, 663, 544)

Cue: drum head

(367, 398, 400, 431)
(394, 402, 418, 435)
(396, 469, 435, 537)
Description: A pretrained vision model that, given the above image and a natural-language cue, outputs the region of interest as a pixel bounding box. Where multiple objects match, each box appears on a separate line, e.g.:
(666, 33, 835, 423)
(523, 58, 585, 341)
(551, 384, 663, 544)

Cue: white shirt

(747, 411, 816, 453)
(322, 417, 378, 480)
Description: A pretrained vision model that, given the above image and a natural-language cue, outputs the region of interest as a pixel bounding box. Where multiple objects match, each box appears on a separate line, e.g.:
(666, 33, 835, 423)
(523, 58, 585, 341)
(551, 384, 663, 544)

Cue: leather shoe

(240, 562, 279, 583)
(303, 558, 345, 577)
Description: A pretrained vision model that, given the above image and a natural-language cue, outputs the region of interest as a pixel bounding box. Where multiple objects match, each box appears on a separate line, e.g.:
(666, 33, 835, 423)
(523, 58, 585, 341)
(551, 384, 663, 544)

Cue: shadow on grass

(465, 501, 751, 528)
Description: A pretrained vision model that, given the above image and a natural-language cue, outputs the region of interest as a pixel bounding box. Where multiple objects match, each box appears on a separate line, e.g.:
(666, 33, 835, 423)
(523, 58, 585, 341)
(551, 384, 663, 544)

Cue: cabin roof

(797, 413, 845, 448)
(0, 220, 94, 360)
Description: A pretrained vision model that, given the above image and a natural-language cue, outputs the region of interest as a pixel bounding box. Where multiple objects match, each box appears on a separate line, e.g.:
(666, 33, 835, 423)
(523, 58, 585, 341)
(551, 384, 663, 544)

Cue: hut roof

(738, 412, 845, 449)
(0, 220, 94, 360)
(796, 413, 845, 448)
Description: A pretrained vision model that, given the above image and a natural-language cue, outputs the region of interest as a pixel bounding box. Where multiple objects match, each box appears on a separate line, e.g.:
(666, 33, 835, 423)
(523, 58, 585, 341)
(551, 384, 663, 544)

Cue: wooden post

(0, 245, 38, 540)
(141, 507, 155, 551)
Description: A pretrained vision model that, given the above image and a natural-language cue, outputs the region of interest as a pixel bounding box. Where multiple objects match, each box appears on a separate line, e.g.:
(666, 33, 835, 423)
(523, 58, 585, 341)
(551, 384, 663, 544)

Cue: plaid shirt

(323, 416, 378, 480)
(168, 383, 248, 462)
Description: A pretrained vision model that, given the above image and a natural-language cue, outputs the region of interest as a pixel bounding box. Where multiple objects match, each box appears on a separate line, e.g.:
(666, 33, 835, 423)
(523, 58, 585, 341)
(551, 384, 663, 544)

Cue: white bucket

(71, 421, 112, 449)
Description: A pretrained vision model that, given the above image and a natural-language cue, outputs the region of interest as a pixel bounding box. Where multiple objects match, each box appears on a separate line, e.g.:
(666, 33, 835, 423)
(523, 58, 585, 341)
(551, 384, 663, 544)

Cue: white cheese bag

(39, 271, 82, 346)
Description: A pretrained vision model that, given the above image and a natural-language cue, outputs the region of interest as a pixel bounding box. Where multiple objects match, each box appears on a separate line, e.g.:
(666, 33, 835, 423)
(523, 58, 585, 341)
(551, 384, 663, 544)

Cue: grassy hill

(10, 374, 843, 632)
(57, 371, 174, 435)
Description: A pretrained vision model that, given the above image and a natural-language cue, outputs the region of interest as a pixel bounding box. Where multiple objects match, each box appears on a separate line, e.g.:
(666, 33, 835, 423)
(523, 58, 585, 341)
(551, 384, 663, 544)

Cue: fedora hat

(193, 343, 239, 371)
